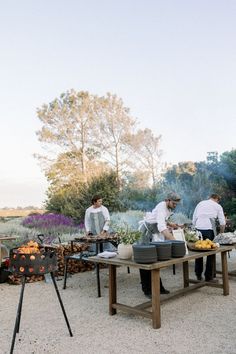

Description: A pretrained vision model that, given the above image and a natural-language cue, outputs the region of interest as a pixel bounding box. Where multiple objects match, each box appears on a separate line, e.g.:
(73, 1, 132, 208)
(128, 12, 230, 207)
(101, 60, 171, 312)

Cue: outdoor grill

(10, 246, 57, 276)
(9, 241, 73, 354)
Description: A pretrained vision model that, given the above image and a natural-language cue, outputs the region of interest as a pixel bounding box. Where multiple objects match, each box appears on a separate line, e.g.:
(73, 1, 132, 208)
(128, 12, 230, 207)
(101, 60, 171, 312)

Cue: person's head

(165, 192, 181, 210)
(209, 193, 221, 203)
(91, 195, 103, 208)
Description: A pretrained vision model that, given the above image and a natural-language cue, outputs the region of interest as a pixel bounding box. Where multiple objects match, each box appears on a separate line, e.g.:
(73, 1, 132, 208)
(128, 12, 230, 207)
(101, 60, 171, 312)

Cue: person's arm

(101, 206, 110, 233)
(167, 221, 180, 229)
(84, 208, 91, 235)
(218, 206, 226, 233)
(161, 229, 175, 240)
(156, 206, 175, 240)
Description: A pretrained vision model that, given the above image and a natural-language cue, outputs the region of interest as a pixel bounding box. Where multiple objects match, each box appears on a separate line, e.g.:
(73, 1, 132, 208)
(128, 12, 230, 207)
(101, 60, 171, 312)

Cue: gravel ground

(1, 251, 236, 354)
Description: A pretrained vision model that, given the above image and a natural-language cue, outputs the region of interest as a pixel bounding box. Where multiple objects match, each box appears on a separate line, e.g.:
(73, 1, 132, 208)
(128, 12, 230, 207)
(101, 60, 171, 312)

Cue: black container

(171, 240, 186, 258)
(150, 241, 172, 261)
(133, 244, 158, 264)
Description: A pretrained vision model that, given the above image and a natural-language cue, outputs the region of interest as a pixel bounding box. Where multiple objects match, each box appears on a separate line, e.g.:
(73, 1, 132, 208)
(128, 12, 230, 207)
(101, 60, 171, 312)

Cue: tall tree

(36, 90, 99, 183)
(127, 128, 163, 187)
(95, 93, 137, 188)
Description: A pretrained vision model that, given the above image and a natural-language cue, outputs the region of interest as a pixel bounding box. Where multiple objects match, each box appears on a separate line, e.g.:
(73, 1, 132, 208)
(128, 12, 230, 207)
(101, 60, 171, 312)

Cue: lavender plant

(21, 213, 84, 241)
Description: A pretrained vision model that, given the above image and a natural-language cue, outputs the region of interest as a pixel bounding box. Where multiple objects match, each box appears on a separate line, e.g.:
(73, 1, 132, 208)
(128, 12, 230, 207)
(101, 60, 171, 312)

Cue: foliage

(110, 210, 144, 231)
(127, 128, 163, 187)
(0, 218, 37, 238)
(36, 89, 166, 197)
(22, 213, 78, 235)
(95, 93, 137, 187)
(119, 185, 161, 211)
(36, 90, 99, 184)
(114, 223, 142, 245)
(46, 171, 124, 222)
(168, 212, 192, 225)
(184, 229, 201, 242)
(36, 88, 235, 227)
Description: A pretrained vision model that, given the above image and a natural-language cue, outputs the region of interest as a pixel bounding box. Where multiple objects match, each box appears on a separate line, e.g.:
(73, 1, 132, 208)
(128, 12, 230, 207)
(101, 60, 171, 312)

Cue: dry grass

(0, 209, 45, 217)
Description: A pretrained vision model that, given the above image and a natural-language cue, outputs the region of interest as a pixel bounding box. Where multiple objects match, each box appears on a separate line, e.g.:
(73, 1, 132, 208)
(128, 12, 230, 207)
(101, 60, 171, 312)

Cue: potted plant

(116, 225, 141, 259)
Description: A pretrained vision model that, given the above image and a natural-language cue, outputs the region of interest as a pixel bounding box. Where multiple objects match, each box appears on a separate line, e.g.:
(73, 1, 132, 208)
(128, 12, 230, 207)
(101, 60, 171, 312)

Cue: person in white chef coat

(138, 192, 181, 297)
(192, 193, 226, 281)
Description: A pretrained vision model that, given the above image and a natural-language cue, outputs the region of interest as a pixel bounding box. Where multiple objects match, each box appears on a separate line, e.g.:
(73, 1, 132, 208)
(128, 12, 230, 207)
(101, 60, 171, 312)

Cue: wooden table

(89, 245, 233, 329)
(216, 244, 236, 277)
(0, 236, 16, 263)
(63, 234, 119, 297)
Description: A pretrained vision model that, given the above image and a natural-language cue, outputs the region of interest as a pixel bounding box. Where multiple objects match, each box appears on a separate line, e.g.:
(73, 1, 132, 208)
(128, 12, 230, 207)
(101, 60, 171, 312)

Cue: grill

(9, 241, 73, 354)
(10, 246, 57, 275)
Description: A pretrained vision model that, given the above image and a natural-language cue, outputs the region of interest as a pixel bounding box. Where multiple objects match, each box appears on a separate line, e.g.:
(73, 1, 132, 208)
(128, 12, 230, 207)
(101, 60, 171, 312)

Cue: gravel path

(1, 251, 236, 354)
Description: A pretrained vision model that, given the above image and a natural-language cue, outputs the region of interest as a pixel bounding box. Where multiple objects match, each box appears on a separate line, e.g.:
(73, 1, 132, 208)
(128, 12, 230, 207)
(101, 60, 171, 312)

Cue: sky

(0, 0, 235, 208)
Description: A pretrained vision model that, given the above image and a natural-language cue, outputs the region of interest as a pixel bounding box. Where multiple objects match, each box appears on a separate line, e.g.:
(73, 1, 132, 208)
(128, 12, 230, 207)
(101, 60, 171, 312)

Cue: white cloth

(97, 251, 117, 258)
(144, 201, 172, 233)
(84, 205, 110, 233)
(152, 233, 165, 242)
(192, 199, 226, 230)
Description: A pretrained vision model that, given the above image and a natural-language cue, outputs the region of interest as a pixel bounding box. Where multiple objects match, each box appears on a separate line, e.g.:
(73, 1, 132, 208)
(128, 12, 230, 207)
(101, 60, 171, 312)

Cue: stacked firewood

(8, 274, 44, 285)
(56, 242, 93, 276)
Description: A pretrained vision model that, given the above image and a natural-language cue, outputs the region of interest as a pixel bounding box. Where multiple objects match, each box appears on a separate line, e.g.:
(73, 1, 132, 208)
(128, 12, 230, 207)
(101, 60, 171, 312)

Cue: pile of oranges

(194, 239, 218, 250)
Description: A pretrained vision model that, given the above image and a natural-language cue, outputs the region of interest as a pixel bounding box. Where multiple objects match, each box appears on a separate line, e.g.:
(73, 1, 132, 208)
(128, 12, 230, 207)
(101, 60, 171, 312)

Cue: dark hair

(91, 195, 102, 204)
(210, 193, 221, 201)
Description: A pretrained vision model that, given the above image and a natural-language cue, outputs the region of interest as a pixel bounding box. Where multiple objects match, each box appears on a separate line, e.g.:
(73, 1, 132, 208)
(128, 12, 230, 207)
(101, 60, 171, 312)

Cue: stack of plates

(150, 241, 172, 261)
(132, 244, 157, 264)
(171, 240, 186, 258)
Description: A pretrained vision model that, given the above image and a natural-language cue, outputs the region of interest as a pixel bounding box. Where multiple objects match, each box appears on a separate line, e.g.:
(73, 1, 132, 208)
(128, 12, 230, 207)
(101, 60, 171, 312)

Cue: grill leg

(50, 272, 73, 337)
(10, 275, 26, 354)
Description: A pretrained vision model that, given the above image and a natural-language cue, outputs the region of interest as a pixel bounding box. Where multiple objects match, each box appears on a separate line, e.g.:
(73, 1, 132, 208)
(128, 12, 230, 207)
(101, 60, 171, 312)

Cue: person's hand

(168, 222, 179, 229)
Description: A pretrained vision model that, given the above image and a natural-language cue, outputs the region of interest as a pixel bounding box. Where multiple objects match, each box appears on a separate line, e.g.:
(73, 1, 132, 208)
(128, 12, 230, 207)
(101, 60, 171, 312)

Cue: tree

(46, 151, 109, 190)
(219, 149, 236, 194)
(95, 93, 137, 188)
(36, 90, 99, 183)
(46, 171, 123, 222)
(127, 128, 163, 187)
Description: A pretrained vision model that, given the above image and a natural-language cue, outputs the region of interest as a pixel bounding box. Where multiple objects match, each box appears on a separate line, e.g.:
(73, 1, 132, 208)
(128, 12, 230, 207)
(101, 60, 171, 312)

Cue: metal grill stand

(9, 246, 73, 354)
(10, 272, 73, 354)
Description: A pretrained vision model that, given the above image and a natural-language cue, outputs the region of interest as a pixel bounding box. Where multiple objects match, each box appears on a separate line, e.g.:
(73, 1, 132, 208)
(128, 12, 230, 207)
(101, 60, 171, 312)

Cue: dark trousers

(139, 269, 166, 294)
(195, 229, 215, 280)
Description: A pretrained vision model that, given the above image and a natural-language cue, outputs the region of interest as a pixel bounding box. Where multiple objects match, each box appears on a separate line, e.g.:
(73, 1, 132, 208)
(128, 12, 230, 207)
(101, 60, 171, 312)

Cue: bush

(46, 172, 124, 222)
(110, 210, 144, 231)
(22, 213, 80, 236)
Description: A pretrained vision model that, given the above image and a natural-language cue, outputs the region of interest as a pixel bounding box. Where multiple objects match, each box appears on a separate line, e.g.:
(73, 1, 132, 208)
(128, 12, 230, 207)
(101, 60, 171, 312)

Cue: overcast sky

(0, 0, 235, 207)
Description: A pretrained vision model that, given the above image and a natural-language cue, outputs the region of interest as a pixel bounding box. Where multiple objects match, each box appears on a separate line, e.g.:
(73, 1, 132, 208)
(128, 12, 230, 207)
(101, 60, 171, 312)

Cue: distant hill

(0, 209, 46, 218)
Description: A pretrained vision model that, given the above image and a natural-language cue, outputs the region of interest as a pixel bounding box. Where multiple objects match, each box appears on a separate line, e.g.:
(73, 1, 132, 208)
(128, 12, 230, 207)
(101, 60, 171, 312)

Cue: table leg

(221, 251, 229, 296)
(183, 261, 189, 287)
(109, 264, 117, 315)
(151, 268, 161, 329)
(0, 241, 2, 263)
(96, 264, 101, 297)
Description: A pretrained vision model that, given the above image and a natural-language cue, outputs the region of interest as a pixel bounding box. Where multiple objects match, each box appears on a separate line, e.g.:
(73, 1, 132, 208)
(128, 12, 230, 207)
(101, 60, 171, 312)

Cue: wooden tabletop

(89, 245, 234, 270)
